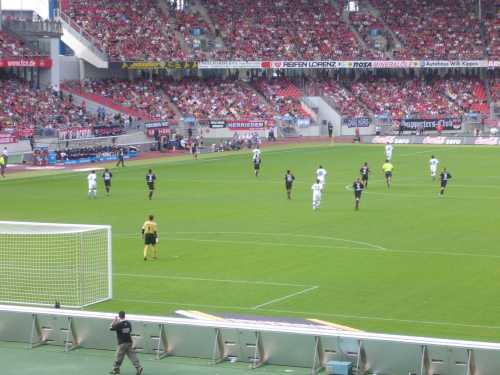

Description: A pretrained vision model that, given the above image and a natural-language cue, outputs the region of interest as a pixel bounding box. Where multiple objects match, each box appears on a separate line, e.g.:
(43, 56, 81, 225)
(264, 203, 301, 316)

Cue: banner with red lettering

(0, 133, 17, 144)
(226, 120, 266, 130)
(0, 57, 52, 69)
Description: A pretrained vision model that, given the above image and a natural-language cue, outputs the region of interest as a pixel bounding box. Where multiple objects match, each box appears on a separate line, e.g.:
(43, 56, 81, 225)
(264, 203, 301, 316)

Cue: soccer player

(142, 214, 158, 260)
(385, 142, 393, 161)
(191, 140, 199, 160)
(0, 154, 5, 178)
(353, 177, 364, 210)
(284, 170, 295, 199)
(382, 159, 394, 189)
(146, 169, 156, 200)
(360, 162, 370, 188)
(311, 179, 323, 210)
(439, 168, 452, 196)
(87, 170, 97, 198)
(252, 146, 261, 161)
(316, 165, 327, 189)
(429, 155, 439, 181)
(116, 148, 125, 167)
(253, 154, 262, 177)
(102, 168, 113, 196)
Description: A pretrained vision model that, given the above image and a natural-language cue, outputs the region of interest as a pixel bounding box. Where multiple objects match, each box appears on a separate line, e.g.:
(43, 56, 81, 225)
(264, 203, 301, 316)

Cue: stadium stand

(199, 0, 367, 60)
(63, 79, 177, 122)
(163, 78, 274, 120)
(0, 31, 40, 57)
(307, 78, 370, 117)
(0, 78, 124, 139)
(254, 78, 310, 120)
(61, 0, 185, 61)
(348, 12, 389, 58)
(370, 0, 485, 59)
(349, 77, 464, 119)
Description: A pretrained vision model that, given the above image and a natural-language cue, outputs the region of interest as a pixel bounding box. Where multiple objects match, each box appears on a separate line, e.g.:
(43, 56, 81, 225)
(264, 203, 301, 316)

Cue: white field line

(253, 286, 319, 310)
(114, 272, 312, 288)
(113, 298, 500, 331)
(167, 231, 387, 251)
(114, 232, 500, 260)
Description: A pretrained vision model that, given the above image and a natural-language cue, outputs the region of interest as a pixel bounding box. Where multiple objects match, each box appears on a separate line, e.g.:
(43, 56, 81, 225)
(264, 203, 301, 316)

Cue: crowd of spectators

(200, 0, 367, 60)
(0, 78, 97, 138)
(64, 79, 177, 122)
(491, 76, 500, 104)
(370, 0, 484, 59)
(347, 76, 489, 119)
(348, 12, 388, 59)
(164, 78, 274, 120)
(437, 77, 489, 114)
(254, 78, 310, 120)
(62, 0, 185, 61)
(307, 79, 370, 117)
(0, 78, 127, 140)
(0, 31, 40, 58)
(349, 77, 458, 119)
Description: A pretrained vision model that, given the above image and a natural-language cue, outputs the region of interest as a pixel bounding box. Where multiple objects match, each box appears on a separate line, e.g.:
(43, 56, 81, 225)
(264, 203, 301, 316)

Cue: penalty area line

(252, 285, 319, 310)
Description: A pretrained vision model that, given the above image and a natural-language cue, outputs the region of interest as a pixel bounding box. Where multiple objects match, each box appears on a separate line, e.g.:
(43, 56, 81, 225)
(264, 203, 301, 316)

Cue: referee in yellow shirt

(142, 215, 158, 260)
(382, 159, 394, 189)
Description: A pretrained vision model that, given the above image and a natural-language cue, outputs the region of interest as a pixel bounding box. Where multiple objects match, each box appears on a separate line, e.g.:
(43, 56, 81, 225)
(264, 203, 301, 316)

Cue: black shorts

(286, 182, 293, 190)
(361, 175, 368, 181)
(104, 180, 111, 187)
(254, 163, 260, 170)
(144, 233, 156, 245)
(441, 180, 448, 188)
(354, 190, 362, 199)
(385, 171, 392, 178)
(147, 183, 155, 190)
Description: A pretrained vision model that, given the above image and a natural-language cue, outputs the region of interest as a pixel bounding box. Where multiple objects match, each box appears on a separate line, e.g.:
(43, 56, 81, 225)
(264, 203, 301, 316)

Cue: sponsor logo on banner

(226, 120, 266, 130)
(342, 117, 371, 128)
(488, 61, 500, 68)
(421, 60, 487, 68)
(423, 137, 447, 144)
(372, 136, 395, 144)
(209, 119, 226, 129)
(281, 61, 339, 69)
(350, 61, 372, 69)
(0, 57, 52, 69)
(0, 134, 16, 144)
(445, 139, 462, 145)
(474, 137, 499, 145)
(198, 61, 261, 69)
(145, 121, 169, 137)
(121, 61, 197, 70)
(372, 60, 421, 68)
(399, 118, 462, 131)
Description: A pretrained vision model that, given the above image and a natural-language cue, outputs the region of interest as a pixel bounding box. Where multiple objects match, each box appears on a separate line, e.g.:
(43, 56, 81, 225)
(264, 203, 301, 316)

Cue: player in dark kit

(116, 148, 125, 167)
(439, 168, 452, 196)
(253, 155, 261, 177)
(360, 162, 370, 188)
(284, 170, 295, 199)
(353, 177, 364, 210)
(102, 168, 113, 196)
(146, 169, 156, 200)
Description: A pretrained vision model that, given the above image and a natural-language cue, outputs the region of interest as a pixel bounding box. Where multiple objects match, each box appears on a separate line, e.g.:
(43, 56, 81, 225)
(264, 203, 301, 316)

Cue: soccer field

(1, 143, 500, 342)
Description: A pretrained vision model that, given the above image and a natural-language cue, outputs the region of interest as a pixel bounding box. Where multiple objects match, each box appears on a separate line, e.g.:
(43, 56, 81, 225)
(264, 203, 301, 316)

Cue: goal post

(0, 221, 112, 308)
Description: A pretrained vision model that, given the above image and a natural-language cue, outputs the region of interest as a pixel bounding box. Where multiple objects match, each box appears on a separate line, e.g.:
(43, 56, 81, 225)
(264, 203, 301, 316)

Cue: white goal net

(0, 221, 112, 308)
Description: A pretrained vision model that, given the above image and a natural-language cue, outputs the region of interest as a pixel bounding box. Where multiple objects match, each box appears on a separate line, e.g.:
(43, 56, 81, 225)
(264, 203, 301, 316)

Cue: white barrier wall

(1, 304, 500, 374)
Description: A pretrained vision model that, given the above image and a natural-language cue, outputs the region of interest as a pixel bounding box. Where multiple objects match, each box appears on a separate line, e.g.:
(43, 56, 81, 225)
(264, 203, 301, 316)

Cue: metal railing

(1, 304, 499, 374)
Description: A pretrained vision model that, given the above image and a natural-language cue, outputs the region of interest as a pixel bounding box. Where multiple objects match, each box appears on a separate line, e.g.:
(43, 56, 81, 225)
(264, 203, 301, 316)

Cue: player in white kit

(385, 142, 393, 161)
(429, 155, 439, 181)
(311, 179, 323, 210)
(316, 165, 327, 189)
(87, 170, 97, 198)
(252, 146, 261, 161)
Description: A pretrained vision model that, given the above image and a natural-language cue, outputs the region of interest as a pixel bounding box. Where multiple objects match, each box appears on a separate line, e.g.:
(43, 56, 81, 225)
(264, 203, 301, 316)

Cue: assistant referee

(142, 214, 158, 260)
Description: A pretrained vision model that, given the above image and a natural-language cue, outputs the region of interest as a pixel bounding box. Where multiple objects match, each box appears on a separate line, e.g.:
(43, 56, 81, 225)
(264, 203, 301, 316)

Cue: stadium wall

(59, 56, 81, 81)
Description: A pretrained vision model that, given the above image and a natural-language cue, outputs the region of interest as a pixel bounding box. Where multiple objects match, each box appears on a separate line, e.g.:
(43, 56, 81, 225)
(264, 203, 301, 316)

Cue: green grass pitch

(1, 143, 500, 342)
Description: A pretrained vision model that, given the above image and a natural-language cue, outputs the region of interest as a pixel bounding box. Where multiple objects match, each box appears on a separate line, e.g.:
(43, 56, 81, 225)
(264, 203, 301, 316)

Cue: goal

(0, 221, 112, 308)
